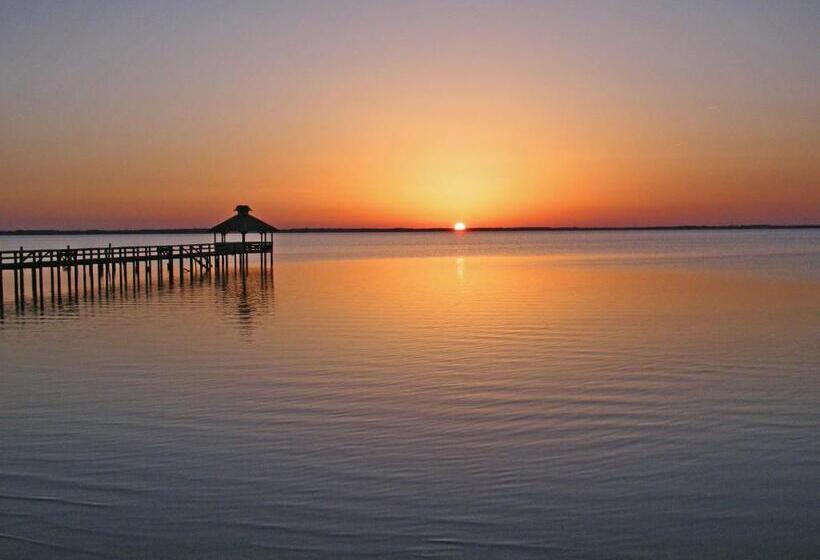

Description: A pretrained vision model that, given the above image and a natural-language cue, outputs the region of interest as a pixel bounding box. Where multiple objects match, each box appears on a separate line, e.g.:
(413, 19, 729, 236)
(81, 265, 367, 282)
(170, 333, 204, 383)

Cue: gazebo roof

(210, 205, 277, 234)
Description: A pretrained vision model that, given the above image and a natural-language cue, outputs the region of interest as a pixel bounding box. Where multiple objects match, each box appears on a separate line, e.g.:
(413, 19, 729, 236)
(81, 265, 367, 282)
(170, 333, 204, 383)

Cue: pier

(0, 240, 273, 311)
(0, 205, 276, 314)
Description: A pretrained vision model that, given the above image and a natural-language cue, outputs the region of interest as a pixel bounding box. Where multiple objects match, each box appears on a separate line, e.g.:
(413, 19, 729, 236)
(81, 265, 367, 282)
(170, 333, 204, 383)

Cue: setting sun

(453, 222, 467, 231)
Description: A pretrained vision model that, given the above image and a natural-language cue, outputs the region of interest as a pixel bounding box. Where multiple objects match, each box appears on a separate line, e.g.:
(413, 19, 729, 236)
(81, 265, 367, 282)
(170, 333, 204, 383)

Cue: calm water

(1, 231, 819, 559)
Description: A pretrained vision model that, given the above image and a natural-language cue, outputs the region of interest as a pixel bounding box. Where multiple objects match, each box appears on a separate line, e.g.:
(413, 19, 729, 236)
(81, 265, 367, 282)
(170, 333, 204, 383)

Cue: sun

(453, 222, 467, 231)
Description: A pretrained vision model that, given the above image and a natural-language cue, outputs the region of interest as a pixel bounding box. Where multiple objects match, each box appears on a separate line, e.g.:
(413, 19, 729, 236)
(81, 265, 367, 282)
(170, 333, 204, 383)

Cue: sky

(1, 0, 818, 229)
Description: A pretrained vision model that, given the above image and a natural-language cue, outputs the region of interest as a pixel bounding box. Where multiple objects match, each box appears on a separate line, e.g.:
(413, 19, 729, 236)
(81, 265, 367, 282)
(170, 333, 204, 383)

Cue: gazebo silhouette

(210, 205, 276, 245)
(209, 205, 276, 274)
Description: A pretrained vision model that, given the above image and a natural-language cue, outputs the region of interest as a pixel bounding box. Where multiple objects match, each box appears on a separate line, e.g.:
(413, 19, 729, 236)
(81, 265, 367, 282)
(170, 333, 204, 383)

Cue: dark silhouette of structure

(209, 205, 277, 244)
(0, 205, 276, 314)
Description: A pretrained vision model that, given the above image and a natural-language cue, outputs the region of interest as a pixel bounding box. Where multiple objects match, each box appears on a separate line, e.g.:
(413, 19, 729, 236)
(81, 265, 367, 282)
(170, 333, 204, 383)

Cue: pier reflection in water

(0, 259, 274, 335)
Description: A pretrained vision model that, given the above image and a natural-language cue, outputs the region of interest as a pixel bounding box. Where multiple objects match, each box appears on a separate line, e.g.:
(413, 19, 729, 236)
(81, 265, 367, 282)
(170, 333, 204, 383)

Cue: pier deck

(0, 241, 273, 312)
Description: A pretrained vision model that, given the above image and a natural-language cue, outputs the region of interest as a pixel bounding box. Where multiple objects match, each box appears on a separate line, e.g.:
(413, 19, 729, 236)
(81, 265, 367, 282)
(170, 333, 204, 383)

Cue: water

(1, 231, 819, 559)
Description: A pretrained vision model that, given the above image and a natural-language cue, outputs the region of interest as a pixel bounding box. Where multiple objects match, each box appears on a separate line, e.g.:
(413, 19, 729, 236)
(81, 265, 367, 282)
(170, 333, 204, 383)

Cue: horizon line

(1, 224, 818, 236)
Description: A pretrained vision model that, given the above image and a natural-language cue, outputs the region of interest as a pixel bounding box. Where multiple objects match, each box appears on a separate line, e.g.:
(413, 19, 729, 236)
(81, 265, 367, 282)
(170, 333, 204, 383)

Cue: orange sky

(1, 2, 818, 229)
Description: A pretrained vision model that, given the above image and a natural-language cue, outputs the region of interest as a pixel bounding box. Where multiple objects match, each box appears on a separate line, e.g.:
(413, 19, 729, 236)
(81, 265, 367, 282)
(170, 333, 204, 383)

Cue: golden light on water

(453, 222, 467, 231)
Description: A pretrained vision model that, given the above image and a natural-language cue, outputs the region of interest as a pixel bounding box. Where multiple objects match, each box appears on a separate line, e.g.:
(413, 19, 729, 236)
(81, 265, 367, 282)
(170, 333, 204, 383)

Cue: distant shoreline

(0, 224, 818, 235)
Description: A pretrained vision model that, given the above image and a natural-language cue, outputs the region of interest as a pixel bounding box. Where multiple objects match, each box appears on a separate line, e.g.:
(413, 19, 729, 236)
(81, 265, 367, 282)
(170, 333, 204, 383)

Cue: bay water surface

(1, 230, 818, 558)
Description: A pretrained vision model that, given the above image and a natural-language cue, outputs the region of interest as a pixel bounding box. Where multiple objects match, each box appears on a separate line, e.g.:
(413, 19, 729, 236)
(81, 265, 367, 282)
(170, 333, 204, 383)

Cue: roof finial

(235, 205, 252, 215)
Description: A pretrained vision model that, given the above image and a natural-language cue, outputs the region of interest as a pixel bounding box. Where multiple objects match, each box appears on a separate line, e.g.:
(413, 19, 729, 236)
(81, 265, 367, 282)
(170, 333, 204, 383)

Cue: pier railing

(0, 241, 274, 311)
(0, 242, 271, 270)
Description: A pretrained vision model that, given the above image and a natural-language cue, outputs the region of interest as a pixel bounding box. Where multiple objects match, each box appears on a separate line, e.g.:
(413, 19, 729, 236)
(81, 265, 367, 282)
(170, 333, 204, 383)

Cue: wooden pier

(0, 240, 274, 313)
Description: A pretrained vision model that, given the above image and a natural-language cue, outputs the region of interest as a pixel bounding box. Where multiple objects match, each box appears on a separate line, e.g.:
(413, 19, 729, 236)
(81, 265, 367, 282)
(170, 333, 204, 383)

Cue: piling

(57, 264, 62, 304)
(31, 264, 37, 305)
(38, 266, 44, 307)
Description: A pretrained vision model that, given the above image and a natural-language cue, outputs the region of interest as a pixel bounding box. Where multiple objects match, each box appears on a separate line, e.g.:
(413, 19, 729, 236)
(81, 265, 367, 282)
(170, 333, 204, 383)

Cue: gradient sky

(1, 0, 818, 229)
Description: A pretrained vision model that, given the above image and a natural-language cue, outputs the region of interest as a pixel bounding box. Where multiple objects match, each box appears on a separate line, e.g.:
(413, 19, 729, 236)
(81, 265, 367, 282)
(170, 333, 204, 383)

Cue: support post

(57, 261, 62, 304)
(18, 248, 25, 305)
(89, 261, 95, 301)
(13, 252, 19, 307)
(31, 261, 37, 305)
(38, 265, 44, 307)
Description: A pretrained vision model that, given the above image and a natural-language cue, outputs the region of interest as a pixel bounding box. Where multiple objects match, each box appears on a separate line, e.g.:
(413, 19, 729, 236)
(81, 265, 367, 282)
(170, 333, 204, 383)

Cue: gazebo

(209, 205, 276, 275)
(209, 205, 277, 244)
